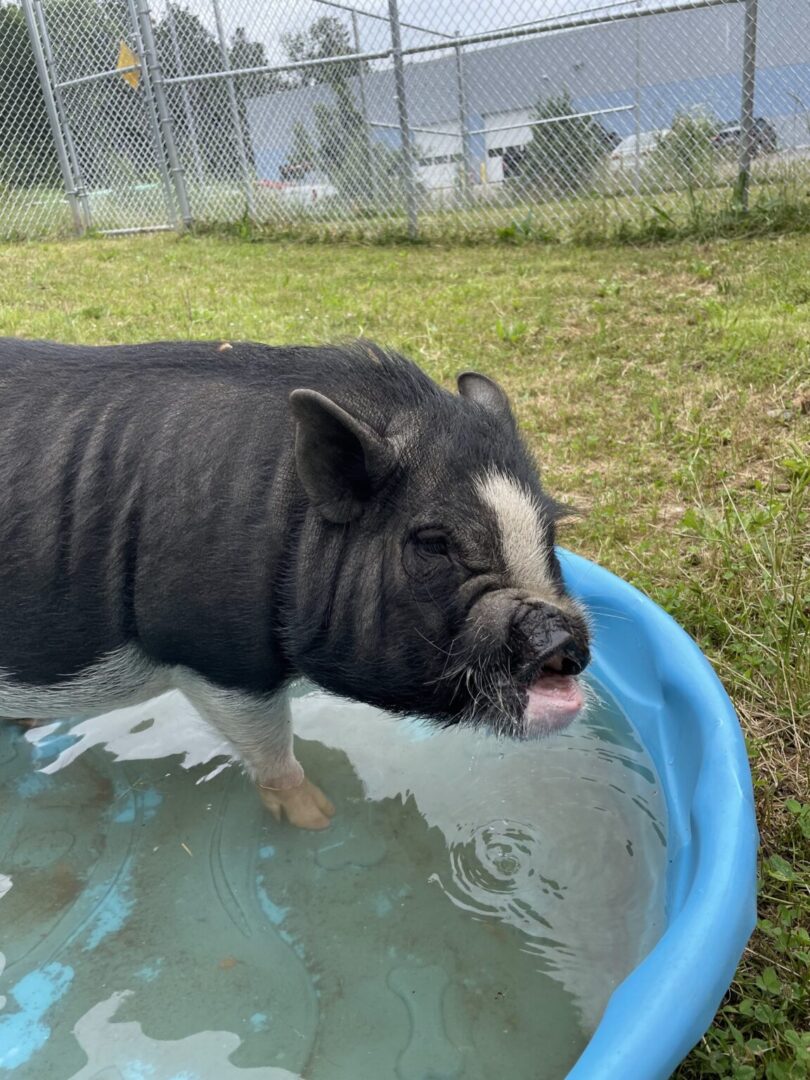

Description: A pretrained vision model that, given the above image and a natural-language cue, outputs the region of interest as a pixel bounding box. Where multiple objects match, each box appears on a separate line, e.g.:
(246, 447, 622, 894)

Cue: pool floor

(0, 687, 667, 1079)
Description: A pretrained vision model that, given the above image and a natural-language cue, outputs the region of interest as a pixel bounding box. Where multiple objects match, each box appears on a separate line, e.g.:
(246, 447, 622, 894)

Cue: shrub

(518, 89, 612, 197)
(648, 109, 720, 192)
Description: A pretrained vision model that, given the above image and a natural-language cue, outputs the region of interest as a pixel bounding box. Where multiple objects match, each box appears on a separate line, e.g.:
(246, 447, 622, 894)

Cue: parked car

(711, 118, 778, 156)
(599, 129, 622, 152)
(608, 129, 670, 172)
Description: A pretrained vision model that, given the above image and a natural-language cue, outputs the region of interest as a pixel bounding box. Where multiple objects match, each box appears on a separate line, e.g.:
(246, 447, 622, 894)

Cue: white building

(246, 0, 810, 197)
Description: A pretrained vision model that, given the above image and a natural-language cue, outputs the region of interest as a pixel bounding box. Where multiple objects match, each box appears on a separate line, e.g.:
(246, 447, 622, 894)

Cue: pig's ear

(457, 371, 513, 422)
(289, 389, 394, 523)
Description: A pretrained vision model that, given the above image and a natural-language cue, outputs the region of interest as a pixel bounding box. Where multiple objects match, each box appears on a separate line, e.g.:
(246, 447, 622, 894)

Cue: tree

(281, 15, 365, 89)
(0, 0, 274, 197)
(229, 25, 265, 74)
(229, 25, 285, 98)
(279, 15, 414, 209)
(0, 3, 58, 188)
(519, 89, 611, 197)
(154, 6, 272, 180)
(278, 15, 375, 202)
(312, 84, 370, 194)
(280, 122, 315, 181)
(229, 25, 289, 171)
(0, 0, 143, 191)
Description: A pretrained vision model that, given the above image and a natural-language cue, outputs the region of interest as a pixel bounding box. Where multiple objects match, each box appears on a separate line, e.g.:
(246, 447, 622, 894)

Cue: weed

(495, 318, 529, 344)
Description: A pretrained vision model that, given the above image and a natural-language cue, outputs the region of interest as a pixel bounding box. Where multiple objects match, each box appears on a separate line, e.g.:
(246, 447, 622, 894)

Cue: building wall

(250, 59, 810, 191)
(245, 0, 810, 190)
(413, 124, 462, 194)
(481, 108, 534, 184)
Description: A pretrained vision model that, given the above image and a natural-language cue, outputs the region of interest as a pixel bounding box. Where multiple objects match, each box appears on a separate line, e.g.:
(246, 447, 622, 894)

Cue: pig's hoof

(258, 777, 336, 830)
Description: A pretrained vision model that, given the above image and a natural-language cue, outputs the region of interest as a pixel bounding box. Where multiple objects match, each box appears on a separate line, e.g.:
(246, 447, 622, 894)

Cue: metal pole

(33, 0, 93, 228)
(126, 0, 177, 227)
(20, 0, 84, 233)
(314, 0, 454, 40)
(453, 31, 471, 202)
(56, 65, 140, 90)
(351, 8, 378, 205)
(211, 0, 256, 220)
(32, 0, 93, 228)
(387, 0, 418, 239)
(134, 0, 193, 227)
(398, 0, 740, 58)
(164, 45, 392, 87)
(162, 0, 743, 90)
(633, 6, 641, 194)
(466, 104, 634, 138)
(373, 104, 633, 140)
(737, 0, 758, 210)
(166, 3, 205, 185)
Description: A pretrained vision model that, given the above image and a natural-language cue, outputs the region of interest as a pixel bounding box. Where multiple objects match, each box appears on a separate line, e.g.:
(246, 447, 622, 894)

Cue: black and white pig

(0, 338, 590, 828)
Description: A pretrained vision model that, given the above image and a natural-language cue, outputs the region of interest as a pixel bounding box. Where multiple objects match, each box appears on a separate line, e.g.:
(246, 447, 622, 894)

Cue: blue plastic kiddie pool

(560, 550, 758, 1079)
(0, 550, 757, 1080)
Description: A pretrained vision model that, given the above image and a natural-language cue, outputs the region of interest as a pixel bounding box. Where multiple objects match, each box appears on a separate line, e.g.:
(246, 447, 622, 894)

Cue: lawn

(0, 231, 807, 1077)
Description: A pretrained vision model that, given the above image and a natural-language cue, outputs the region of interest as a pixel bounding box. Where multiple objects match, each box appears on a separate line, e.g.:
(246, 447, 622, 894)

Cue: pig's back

(0, 339, 294, 690)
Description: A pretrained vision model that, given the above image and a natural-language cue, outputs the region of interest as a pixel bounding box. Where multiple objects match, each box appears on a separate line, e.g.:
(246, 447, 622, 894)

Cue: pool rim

(559, 548, 758, 1080)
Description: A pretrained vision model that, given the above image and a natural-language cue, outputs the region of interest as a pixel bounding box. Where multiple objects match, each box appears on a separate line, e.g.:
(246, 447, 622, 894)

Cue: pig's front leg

(178, 675, 335, 830)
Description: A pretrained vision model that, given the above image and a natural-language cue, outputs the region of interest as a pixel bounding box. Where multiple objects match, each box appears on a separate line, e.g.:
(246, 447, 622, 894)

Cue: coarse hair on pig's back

(294, 339, 448, 432)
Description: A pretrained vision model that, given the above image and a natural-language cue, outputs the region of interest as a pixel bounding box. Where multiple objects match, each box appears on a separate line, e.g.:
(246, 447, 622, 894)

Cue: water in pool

(0, 681, 667, 1079)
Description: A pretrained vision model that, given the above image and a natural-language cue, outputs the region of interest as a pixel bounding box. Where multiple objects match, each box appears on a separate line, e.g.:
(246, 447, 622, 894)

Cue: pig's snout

(511, 604, 590, 679)
(510, 603, 590, 737)
(456, 590, 591, 737)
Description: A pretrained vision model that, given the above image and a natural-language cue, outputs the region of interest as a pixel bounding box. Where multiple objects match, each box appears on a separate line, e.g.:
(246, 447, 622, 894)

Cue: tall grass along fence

(1, 0, 809, 241)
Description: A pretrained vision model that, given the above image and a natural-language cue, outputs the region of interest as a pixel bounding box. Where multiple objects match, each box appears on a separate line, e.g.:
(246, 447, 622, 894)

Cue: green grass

(194, 170, 810, 246)
(192, 187, 810, 248)
(6, 161, 809, 246)
(0, 231, 807, 1076)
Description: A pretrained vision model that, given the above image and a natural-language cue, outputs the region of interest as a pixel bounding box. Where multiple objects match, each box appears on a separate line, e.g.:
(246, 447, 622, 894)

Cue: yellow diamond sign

(117, 41, 140, 90)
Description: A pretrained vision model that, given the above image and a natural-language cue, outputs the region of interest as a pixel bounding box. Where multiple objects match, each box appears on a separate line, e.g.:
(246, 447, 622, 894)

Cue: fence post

(133, 0, 193, 228)
(351, 7, 378, 205)
(387, 0, 418, 239)
(166, 3, 205, 186)
(633, 8, 642, 194)
(211, 0, 256, 221)
(737, 0, 758, 210)
(126, 0, 178, 227)
(32, 0, 94, 230)
(453, 32, 471, 203)
(19, 0, 84, 234)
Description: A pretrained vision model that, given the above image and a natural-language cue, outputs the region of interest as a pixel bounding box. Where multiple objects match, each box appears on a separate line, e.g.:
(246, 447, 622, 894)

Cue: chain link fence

(1, 0, 809, 240)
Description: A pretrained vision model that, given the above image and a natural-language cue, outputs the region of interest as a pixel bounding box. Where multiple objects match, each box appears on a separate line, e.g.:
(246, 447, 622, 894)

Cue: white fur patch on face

(475, 470, 563, 606)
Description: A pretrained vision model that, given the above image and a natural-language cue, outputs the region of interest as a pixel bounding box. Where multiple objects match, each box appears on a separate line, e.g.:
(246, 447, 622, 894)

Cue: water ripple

(435, 820, 565, 938)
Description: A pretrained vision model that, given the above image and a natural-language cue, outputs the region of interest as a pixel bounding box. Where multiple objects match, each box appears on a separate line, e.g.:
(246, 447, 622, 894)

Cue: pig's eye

(413, 528, 450, 558)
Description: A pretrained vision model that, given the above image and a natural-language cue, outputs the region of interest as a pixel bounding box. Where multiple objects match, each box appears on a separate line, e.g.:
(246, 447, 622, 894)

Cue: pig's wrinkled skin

(0, 339, 590, 828)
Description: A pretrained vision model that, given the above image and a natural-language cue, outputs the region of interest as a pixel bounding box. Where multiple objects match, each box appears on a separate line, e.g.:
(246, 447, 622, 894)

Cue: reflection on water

(69, 991, 300, 1080)
(0, 680, 666, 1080)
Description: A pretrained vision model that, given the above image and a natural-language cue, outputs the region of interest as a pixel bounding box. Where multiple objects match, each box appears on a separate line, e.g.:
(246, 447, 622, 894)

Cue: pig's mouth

(524, 673, 584, 734)
(443, 618, 590, 739)
(521, 651, 586, 737)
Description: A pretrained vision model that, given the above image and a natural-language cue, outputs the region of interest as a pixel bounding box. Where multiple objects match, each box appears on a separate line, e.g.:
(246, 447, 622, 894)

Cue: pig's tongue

(524, 675, 584, 735)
